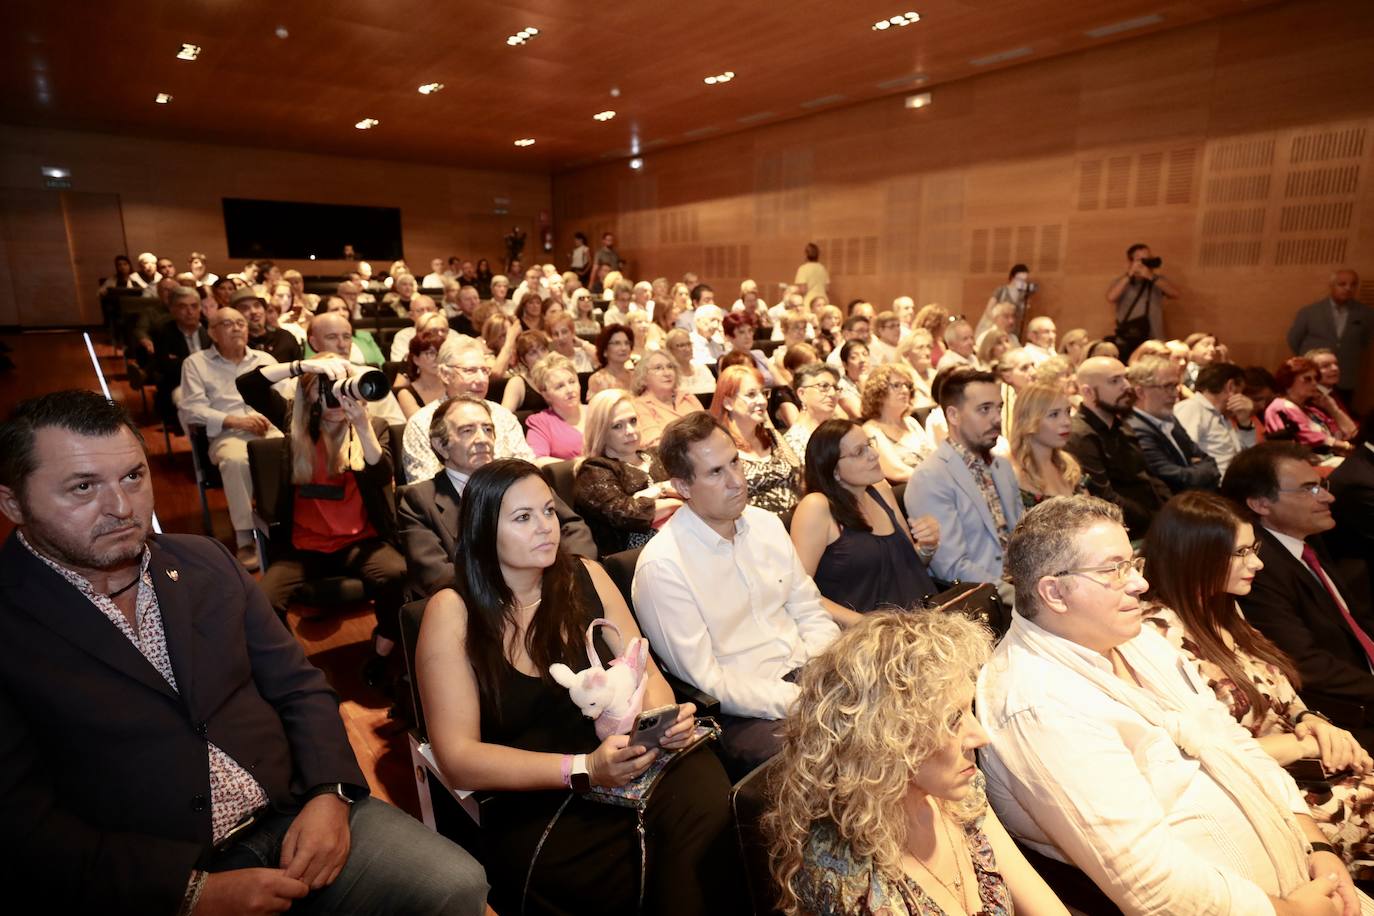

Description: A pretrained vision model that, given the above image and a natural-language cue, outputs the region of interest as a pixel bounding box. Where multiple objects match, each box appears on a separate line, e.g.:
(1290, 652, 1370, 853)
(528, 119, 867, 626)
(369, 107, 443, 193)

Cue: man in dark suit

(1287, 268, 1371, 406)
(1124, 356, 1220, 493)
(0, 390, 486, 915)
(1329, 415, 1374, 593)
(150, 287, 211, 429)
(397, 395, 595, 599)
(1223, 441, 1374, 750)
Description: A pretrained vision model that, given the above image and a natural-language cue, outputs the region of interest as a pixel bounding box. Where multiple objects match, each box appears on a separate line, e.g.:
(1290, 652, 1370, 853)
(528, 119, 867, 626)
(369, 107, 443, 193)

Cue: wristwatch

(570, 754, 591, 794)
(307, 782, 355, 805)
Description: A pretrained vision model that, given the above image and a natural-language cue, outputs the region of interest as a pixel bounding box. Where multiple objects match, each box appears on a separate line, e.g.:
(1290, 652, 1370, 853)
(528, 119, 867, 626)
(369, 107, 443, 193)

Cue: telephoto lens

(1141, 256, 1163, 270)
(324, 369, 389, 407)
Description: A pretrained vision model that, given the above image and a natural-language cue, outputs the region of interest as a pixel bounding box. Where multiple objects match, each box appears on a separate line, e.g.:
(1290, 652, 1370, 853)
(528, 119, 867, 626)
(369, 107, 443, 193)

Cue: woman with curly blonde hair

(765, 610, 1066, 916)
(1008, 382, 1086, 509)
(860, 362, 935, 483)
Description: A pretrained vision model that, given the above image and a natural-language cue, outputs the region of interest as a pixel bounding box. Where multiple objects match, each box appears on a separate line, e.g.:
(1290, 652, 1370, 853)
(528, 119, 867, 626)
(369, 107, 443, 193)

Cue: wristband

(1297, 709, 1331, 725)
(560, 753, 573, 788)
(290, 360, 303, 378)
(1309, 841, 1337, 857)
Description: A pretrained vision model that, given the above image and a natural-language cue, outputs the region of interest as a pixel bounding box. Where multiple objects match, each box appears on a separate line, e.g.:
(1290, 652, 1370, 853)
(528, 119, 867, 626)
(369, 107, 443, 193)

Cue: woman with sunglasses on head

(1144, 490, 1374, 875)
(791, 419, 938, 626)
(861, 363, 936, 485)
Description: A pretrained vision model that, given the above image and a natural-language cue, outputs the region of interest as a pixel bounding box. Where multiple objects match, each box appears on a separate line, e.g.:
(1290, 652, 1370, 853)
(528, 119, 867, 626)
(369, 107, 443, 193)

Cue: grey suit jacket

(1287, 297, 1373, 389)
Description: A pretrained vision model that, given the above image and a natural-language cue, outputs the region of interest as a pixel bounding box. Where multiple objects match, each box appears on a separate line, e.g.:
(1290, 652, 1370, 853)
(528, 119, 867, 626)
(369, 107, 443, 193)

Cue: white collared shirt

(178, 346, 279, 438)
(631, 504, 840, 720)
(1023, 342, 1057, 365)
(1173, 395, 1254, 475)
(1133, 408, 1189, 462)
(978, 616, 1307, 914)
(1265, 526, 1355, 618)
(401, 397, 533, 484)
(444, 467, 470, 496)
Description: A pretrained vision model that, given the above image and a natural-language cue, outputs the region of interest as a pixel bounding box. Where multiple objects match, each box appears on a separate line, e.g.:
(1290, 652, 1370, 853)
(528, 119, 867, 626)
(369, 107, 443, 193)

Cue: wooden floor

(0, 329, 419, 815)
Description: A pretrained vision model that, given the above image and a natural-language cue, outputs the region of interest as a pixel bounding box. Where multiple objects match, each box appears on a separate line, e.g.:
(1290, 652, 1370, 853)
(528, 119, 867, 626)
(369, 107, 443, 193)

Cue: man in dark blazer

(397, 395, 595, 598)
(150, 287, 211, 428)
(1223, 441, 1374, 750)
(1329, 416, 1374, 594)
(1124, 356, 1220, 494)
(1287, 268, 1371, 405)
(0, 390, 486, 915)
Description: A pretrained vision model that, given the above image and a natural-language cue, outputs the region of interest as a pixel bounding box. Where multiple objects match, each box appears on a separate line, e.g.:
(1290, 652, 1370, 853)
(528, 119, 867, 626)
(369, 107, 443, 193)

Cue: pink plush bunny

(550, 618, 650, 739)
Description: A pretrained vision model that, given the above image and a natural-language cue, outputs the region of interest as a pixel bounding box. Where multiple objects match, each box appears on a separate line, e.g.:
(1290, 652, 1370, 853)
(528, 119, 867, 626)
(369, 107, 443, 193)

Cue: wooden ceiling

(2, 0, 1277, 173)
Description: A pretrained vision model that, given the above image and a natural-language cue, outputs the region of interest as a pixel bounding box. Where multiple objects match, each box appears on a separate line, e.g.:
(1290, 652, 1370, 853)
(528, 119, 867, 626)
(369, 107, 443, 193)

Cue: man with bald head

(179, 306, 283, 569)
(307, 312, 407, 426)
(1066, 356, 1171, 538)
(1288, 269, 1371, 405)
(1023, 316, 1057, 365)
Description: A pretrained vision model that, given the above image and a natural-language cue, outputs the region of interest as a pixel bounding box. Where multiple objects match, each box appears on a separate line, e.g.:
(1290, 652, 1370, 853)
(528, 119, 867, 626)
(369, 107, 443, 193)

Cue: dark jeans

(207, 796, 487, 915)
(260, 538, 406, 642)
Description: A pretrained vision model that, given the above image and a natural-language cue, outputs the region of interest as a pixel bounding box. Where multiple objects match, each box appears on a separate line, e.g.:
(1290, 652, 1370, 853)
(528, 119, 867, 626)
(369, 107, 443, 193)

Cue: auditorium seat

(186, 423, 222, 536)
(539, 458, 577, 508)
(730, 758, 784, 916)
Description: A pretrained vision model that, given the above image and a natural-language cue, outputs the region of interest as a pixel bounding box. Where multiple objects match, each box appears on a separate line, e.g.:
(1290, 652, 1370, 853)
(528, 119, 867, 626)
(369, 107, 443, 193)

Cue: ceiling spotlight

(155, 92, 173, 104)
(703, 70, 735, 85)
(905, 92, 932, 109)
(418, 82, 444, 95)
(274, 26, 289, 39)
(629, 157, 644, 170)
(873, 11, 920, 30)
(513, 138, 536, 147)
(506, 26, 541, 46)
(176, 43, 201, 61)
(354, 117, 379, 129)
(610, 86, 621, 98)
(593, 110, 616, 121)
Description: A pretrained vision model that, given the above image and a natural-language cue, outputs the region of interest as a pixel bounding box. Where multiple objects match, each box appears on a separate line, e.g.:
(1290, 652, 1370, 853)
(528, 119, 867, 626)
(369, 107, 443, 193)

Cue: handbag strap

(584, 617, 621, 667)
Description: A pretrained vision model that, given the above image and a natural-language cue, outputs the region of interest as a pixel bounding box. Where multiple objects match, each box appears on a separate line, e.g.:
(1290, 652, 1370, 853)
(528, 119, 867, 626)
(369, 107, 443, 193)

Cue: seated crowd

(17, 246, 1372, 913)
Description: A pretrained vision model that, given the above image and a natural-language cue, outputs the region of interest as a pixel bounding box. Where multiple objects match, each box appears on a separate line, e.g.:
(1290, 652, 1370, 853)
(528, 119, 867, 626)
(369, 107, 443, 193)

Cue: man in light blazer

(904, 366, 1023, 604)
(1287, 269, 1371, 405)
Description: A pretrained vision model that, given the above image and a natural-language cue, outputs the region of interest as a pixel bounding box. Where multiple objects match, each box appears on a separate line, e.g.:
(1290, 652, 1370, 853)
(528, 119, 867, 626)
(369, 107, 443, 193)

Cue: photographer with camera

(237, 352, 407, 688)
(979, 263, 1037, 340)
(1106, 243, 1180, 361)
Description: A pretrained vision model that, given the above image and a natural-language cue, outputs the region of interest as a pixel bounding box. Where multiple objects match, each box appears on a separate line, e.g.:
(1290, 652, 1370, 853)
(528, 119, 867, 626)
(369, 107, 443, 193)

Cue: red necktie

(1302, 544, 1374, 666)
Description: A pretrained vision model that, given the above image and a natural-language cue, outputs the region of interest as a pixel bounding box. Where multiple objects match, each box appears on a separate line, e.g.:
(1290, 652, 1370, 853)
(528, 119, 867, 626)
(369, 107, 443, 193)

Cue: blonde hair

(1009, 381, 1081, 495)
(859, 362, 915, 421)
(583, 388, 636, 458)
(631, 349, 678, 396)
(765, 611, 992, 916)
(289, 353, 366, 484)
(529, 352, 577, 394)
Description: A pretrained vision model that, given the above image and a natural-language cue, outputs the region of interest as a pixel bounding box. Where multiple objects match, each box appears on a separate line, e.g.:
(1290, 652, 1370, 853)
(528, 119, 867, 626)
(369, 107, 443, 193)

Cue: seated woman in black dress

(417, 459, 741, 916)
(790, 419, 939, 626)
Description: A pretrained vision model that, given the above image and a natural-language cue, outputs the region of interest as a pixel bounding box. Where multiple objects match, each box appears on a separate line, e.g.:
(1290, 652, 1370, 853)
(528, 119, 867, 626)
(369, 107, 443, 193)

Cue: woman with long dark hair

(1144, 491, 1374, 873)
(417, 460, 739, 915)
(790, 419, 938, 626)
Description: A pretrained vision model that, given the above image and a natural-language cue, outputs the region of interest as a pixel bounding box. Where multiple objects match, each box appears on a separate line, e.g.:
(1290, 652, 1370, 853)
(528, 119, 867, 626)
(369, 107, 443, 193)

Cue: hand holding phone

(630, 704, 681, 749)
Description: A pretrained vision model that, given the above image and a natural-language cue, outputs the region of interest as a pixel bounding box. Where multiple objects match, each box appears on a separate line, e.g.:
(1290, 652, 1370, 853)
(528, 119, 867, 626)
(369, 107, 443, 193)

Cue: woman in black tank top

(416, 459, 743, 916)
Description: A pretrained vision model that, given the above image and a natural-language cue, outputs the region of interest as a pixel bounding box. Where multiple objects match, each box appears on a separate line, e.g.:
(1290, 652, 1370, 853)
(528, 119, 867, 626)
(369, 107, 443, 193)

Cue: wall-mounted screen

(222, 197, 403, 261)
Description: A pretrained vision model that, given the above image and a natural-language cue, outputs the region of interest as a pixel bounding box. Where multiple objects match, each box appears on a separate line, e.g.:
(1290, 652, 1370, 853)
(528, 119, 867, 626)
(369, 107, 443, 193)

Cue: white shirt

(680, 361, 717, 395)
(178, 346, 279, 438)
(935, 348, 973, 372)
(1023, 342, 1056, 365)
(1173, 395, 1255, 475)
(690, 330, 723, 366)
(401, 397, 533, 484)
(444, 467, 470, 497)
(390, 326, 418, 362)
(1266, 526, 1356, 621)
(978, 616, 1308, 915)
(421, 272, 446, 289)
(867, 337, 900, 366)
(632, 505, 840, 720)
(1132, 408, 1189, 462)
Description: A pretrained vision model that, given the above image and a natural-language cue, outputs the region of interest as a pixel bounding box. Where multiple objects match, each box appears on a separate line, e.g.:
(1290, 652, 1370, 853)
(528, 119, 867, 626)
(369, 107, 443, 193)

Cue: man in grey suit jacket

(1287, 269, 1371, 403)
(397, 395, 595, 598)
(904, 367, 1023, 603)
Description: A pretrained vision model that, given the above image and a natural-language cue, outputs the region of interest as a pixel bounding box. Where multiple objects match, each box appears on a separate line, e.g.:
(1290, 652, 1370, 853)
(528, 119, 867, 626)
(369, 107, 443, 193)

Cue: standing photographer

(1106, 243, 1180, 361)
(237, 354, 407, 687)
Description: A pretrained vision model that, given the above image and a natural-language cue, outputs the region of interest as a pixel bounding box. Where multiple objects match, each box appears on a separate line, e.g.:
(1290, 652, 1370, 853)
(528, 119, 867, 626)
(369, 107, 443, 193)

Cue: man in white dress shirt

(977, 494, 1362, 915)
(1173, 362, 1257, 475)
(689, 305, 725, 366)
(935, 319, 977, 372)
(1022, 316, 1058, 365)
(632, 412, 839, 775)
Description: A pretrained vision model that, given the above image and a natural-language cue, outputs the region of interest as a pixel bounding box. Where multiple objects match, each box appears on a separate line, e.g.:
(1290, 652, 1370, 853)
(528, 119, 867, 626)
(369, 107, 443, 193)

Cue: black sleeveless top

(813, 486, 937, 613)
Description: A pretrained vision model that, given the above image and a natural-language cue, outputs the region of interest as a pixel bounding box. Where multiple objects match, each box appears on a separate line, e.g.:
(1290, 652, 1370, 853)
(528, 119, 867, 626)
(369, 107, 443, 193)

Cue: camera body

(321, 367, 389, 408)
(1140, 256, 1163, 270)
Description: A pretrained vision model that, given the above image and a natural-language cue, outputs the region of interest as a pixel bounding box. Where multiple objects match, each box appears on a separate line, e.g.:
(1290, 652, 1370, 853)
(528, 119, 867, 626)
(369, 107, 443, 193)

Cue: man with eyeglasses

(978, 494, 1363, 914)
(1124, 356, 1220, 493)
(1224, 442, 1374, 751)
(400, 338, 534, 483)
(179, 304, 283, 570)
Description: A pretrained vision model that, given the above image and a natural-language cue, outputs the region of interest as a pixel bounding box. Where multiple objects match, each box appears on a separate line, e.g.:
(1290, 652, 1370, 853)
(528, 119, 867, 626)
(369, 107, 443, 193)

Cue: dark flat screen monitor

(222, 197, 403, 261)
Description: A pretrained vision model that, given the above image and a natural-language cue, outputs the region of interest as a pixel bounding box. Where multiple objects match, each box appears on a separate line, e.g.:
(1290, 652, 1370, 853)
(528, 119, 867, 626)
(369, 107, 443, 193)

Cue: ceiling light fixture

(593, 110, 616, 121)
(970, 46, 1032, 66)
(274, 26, 289, 39)
(703, 70, 735, 85)
(418, 82, 444, 95)
(1083, 13, 1164, 38)
(354, 117, 379, 129)
(629, 158, 644, 170)
(506, 26, 540, 47)
(176, 43, 201, 61)
(513, 138, 536, 147)
(155, 92, 173, 104)
(873, 11, 920, 30)
(905, 92, 932, 109)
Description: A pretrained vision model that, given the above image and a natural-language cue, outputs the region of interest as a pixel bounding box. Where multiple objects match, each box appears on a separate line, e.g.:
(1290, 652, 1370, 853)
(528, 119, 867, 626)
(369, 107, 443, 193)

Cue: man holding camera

(1106, 243, 1181, 361)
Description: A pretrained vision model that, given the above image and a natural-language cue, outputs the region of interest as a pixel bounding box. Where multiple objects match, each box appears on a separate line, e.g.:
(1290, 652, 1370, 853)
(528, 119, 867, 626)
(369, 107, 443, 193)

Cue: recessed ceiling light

(873, 11, 920, 30)
(703, 70, 735, 85)
(354, 118, 379, 129)
(593, 110, 616, 121)
(155, 92, 173, 104)
(513, 138, 536, 147)
(41, 166, 70, 179)
(905, 92, 932, 109)
(274, 26, 289, 39)
(418, 82, 444, 95)
(176, 43, 201, 61)
(629, 157, 644, 170)
(506, 26, 540, 46)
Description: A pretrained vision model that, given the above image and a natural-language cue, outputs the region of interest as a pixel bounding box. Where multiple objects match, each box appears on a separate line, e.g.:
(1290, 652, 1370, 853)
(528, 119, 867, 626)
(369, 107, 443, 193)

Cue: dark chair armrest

(1301, 692, 1367, 728)
(662, 670, 720, 718)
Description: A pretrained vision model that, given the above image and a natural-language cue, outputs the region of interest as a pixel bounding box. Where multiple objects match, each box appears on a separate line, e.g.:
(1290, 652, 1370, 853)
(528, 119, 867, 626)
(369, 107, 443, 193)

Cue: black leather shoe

(362, 652, 395, 694)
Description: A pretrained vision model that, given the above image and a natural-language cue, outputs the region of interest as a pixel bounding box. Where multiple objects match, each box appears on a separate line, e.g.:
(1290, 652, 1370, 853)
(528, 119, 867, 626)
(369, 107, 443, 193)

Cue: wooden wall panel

(552, 0, 1374, 395)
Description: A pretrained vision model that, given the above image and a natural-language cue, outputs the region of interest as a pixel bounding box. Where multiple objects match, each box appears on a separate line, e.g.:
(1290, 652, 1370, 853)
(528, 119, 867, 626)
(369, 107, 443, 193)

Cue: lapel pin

(166, 569, 179, 582)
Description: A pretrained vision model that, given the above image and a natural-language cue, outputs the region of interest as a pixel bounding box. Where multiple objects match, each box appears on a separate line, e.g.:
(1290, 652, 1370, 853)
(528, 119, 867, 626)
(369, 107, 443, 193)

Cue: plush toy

(550, 618, 650, 739)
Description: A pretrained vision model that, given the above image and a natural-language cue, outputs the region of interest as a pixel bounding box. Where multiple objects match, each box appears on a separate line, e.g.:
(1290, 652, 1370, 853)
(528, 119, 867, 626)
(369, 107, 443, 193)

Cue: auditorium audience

(979, 494, 1361, 915)
(1223, 442, 1374, 751)
(523, 353, 584, 459)
(836, 339, 869, 420)
(1288, 269, 1370, 406)
(632, 348, 704, 449)
(791, 419, 938, 623)
(415, 459, 740, 916)
(767, 610, 1068, 916)
(1008, 382, 1087, 509)
(149, 286, 209, 425)
(544, 312, 595, 373)
(690, 304, 726, 366)
(865, 310, 904, 366)
(1173, 361, 1258, 475)
(1265, 356, 1357, 455)
(1143, 491, 1374, 874)
(1105, 242, 1180, 359)
(1184, 331, 1219, 388)
(585, 323, 634, 399)
(861, 362, 936, 483)
(710, 365, 801, 515)
(242, 287, 302, 363)
(1067, 356, 1171, 539)
(1329, 416, 1374, 583)
(976, 327, 1011, 372)
(721, 312, 774, 383)
(783, 362, 841, 459)
(975, 301, 1019, 351)
(632, 412, 840, 774)
(906, 367, 1023, 601)
(395, 330, 446, 419)
(401, 338, 535, 484)
(269, 281, 309, 345)
(498, 330, 551, 413)
(665, 327, 717, 396)
(315, 295, 385, 366)
(936, 319, 977, 372)
(1125, 355, 1222, 493)
(1022, 317, 1057, 365)
(387, 294, 440, 361)
(1059, 327, 1090, 367)
(305, 312, 406, 426)
(573, 389, 679, 555)
(896, 326, 939, 408)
